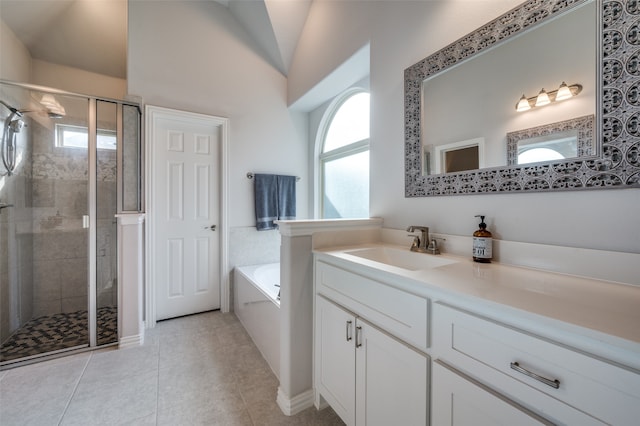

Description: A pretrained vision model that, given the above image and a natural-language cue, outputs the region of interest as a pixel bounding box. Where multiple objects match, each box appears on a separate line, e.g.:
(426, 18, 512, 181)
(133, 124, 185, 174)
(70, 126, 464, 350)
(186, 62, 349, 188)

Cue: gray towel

(255, 174, 278, 231)
(277, 175, 296, 221)
(254, 174, 297, 231)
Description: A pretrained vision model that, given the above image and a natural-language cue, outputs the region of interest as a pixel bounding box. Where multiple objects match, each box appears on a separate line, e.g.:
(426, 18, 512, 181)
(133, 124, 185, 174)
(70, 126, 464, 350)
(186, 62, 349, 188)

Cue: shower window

(55, 124, 117, 150)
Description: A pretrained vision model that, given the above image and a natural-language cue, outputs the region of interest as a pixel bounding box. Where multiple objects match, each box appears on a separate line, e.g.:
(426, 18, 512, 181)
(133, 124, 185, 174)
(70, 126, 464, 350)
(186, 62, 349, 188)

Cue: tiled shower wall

(0, 115, 33, 343)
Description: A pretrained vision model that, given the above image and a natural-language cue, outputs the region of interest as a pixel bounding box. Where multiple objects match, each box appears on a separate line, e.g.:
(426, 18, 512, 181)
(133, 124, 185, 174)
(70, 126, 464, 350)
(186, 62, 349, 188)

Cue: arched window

(518, 147, 565, 164)
(319, 91, 370, 218)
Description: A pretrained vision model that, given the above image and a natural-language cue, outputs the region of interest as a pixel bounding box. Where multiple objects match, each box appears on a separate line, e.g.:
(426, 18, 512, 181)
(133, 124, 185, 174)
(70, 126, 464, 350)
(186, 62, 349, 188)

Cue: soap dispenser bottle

(473, 215, 493, 263)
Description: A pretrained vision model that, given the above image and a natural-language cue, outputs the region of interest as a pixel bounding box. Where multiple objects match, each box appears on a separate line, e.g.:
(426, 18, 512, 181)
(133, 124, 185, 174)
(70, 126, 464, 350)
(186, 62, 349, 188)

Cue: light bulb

(516, 94, 531, 112)
(535, 89, 550, 107)
(555, 82, 573, 101)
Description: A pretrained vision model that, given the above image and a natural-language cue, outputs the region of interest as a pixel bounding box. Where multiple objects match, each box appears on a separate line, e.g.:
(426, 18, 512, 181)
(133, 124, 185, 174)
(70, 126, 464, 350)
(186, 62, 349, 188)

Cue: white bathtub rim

(235, 263, 281, 307)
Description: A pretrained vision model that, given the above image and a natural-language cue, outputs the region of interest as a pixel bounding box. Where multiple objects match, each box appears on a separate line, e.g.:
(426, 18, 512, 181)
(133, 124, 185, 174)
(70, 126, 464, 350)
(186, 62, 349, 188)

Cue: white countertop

(315, 243, 640, 364)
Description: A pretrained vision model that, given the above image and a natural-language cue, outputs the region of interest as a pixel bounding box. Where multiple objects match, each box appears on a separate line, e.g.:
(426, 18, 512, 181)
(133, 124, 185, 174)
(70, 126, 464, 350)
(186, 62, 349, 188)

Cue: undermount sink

(344, 246, 458, 271)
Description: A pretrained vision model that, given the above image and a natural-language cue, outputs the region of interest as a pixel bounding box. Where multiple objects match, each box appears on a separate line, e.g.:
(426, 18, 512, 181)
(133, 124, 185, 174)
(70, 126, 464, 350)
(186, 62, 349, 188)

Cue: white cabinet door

(355, 318, 428, 426)
(316, 296, 356, 425)
(432, 361, 551, 426)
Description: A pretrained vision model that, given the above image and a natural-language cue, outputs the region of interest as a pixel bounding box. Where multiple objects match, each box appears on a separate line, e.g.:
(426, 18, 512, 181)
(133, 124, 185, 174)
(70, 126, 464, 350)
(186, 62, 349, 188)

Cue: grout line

(57, 352, 93, 426)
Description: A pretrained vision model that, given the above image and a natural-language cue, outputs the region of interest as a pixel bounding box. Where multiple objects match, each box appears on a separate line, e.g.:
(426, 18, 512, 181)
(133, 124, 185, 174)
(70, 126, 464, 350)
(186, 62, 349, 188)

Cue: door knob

(204, 225, 216, 231)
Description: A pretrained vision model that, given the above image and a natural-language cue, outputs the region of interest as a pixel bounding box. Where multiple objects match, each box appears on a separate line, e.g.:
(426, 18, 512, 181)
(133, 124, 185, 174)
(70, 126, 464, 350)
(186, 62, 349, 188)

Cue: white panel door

(153, 112, 221, 320)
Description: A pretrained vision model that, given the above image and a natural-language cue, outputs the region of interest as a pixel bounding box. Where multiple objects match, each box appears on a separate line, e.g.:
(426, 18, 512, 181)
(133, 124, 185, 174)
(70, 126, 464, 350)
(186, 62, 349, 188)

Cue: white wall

(0, 20, 31, 82)
(289, 0, 640, 254)
(0, 21, 125, 100)
(31, 59, 126, 100)
(128, 0, 309, 229)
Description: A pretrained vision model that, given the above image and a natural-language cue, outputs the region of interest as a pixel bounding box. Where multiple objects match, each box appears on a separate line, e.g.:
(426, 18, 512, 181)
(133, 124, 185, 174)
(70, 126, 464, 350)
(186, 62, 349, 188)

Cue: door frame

(145, 105, 230, 328)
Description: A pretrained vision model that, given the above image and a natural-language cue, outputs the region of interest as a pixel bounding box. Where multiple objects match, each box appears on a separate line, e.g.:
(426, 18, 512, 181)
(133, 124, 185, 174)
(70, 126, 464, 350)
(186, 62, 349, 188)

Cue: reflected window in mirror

(506, 115, 594, 166)
(519, 147, 565, 164)
(318, 90, 370, 219)
(516, 131, 576, 164)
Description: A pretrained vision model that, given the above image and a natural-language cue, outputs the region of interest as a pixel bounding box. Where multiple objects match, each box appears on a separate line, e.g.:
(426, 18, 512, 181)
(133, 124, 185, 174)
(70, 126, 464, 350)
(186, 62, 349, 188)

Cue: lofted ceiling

(0, 0, 311, 79)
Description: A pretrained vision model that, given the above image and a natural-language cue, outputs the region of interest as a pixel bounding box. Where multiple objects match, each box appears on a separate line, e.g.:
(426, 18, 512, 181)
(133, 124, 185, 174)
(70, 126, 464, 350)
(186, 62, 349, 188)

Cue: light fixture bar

(515, 83, 582, 111)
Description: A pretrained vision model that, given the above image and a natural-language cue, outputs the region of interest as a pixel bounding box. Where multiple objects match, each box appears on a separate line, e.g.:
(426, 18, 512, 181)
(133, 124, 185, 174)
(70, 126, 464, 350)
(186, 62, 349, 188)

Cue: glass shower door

(0, 86, 91, 362)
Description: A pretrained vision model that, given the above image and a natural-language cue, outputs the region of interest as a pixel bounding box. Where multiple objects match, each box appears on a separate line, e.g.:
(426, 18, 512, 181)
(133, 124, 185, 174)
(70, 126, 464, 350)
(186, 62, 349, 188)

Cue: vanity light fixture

(515, 82, 582, 112)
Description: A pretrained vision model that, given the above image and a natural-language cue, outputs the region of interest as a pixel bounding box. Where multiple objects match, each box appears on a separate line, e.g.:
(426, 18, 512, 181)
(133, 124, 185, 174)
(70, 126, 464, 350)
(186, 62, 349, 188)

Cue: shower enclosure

(0, 81, 142, 366)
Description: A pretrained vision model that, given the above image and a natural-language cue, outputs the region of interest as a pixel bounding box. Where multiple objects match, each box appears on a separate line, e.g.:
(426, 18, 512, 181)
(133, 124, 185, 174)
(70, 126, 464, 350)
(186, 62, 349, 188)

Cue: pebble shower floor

(0, 306, 117, 362)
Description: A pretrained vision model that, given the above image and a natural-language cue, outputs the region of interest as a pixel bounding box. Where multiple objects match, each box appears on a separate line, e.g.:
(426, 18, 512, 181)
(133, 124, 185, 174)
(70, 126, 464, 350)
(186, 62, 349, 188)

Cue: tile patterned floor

(0, 310, 345, 425)
(0, 307, 118, 362)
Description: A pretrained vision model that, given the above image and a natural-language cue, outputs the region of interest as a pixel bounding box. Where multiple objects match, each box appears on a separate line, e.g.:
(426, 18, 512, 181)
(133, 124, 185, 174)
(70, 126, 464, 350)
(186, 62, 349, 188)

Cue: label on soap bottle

(473, 237, 492, 259)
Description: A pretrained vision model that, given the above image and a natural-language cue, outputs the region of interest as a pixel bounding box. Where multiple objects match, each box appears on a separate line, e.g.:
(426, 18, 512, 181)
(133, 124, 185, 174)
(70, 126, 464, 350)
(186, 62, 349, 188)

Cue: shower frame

(0, 80, 143, 366)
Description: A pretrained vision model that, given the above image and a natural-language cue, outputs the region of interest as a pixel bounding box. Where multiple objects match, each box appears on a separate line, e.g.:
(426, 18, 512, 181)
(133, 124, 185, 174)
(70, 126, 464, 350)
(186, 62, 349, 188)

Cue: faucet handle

(407, 234, 420, 250)
(427, 237, 446, 255)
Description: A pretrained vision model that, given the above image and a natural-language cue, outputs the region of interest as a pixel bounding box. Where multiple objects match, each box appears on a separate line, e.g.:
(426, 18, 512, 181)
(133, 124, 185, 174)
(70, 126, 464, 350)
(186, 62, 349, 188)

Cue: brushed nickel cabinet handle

(346, 320, 353, 342)
(355, 326, 363, 348)
(510, 362, 560, 389)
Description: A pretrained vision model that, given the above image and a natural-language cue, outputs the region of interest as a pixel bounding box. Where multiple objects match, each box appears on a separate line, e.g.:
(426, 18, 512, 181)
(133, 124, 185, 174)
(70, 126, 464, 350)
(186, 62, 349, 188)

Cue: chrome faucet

(406, 226, 430, 253)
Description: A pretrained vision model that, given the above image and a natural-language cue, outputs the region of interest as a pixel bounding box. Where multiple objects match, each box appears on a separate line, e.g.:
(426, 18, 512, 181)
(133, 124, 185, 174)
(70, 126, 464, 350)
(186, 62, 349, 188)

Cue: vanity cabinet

(432, 303, 640, 425)
(314, 249, 640, 425)
(315, 295, 428, 426)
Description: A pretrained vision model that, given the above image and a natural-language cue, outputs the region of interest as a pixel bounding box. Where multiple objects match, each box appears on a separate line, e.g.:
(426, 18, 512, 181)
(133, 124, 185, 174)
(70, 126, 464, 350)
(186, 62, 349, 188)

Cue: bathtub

(234, 263, 280, 378)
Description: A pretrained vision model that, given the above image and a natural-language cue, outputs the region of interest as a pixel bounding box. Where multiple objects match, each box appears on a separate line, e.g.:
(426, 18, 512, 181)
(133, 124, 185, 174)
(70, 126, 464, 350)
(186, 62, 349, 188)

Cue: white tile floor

(0, 311, 344, 425)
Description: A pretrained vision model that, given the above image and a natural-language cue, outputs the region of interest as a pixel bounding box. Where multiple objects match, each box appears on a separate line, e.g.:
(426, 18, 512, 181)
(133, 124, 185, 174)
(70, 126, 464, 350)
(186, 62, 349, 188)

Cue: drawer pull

(346, 320, 353, 342)
(510, 362, 560, 389)
(356, 326, 363, 348)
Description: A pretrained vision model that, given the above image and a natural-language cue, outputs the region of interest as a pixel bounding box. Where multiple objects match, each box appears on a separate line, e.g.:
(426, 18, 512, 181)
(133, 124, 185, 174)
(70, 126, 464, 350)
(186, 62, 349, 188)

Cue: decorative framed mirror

(404, 0, 640, 196)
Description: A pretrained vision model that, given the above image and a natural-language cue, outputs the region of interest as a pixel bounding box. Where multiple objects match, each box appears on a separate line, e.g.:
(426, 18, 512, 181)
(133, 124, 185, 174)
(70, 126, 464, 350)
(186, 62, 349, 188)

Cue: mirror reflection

(506, 114, 594, 166)
(421, 0, 596, 176)
(516, 131, 578, 164)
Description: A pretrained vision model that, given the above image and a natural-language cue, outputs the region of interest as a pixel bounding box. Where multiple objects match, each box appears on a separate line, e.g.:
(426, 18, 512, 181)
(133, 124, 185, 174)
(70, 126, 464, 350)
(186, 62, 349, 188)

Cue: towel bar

(247, 172, 300, 182)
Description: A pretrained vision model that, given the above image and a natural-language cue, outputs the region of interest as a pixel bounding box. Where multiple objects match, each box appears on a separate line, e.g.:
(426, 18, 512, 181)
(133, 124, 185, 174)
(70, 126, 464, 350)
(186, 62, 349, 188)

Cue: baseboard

(118, 333, 144, 349)
(276, 387, 314, 416)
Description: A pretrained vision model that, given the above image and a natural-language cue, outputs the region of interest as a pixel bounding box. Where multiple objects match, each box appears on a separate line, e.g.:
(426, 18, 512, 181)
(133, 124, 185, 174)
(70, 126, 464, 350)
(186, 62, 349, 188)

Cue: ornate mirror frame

(404, 0, 640, 196)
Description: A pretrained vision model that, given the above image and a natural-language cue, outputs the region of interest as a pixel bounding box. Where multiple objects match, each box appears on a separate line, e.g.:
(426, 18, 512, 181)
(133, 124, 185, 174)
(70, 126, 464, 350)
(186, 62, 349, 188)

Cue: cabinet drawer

(316, 261, 428, 350)
(433, 303, 640, 425)
(432, 361, 552, 426)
